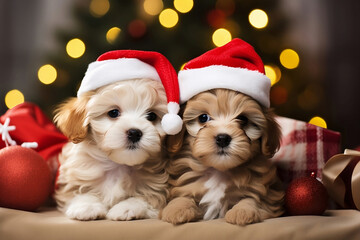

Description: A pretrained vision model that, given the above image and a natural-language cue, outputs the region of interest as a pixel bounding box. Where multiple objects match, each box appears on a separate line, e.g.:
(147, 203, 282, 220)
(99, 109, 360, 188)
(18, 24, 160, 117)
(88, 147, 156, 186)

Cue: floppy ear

(166, 104, 187, 153)
(166, 126, 187, 153)
(54, 95, 90, 144)
(261, 109, 281, 157)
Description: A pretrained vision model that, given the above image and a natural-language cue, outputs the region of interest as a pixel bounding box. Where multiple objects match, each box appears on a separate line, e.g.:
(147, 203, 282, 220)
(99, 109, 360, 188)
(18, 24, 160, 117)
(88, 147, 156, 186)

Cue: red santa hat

(77, 50, 182, 135)
(178, 38, 271, 108)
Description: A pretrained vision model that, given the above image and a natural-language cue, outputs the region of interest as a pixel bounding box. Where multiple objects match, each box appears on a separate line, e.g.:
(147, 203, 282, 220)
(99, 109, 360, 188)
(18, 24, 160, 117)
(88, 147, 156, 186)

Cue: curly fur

(161, 89, 284, 225)
(54, 79, 169, 221)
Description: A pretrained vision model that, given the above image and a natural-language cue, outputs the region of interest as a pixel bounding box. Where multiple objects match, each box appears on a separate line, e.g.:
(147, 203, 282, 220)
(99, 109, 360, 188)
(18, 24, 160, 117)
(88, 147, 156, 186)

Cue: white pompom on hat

(77, 50, 182, 135)
(178, 38, 271, 108)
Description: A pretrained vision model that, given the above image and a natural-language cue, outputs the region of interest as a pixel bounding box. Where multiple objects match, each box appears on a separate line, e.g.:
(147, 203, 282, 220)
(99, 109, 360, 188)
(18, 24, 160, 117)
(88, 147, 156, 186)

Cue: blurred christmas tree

(35, 0, 316, 123)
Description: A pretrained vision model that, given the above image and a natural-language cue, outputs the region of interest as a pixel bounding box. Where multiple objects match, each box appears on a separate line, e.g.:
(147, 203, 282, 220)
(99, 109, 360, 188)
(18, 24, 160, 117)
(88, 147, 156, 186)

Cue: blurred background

(1, 0, 359, 149)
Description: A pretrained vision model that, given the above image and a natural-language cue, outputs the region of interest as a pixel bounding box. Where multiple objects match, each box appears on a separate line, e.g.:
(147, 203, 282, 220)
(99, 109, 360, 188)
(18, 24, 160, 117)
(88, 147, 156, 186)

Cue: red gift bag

(0, 102, 68, 174)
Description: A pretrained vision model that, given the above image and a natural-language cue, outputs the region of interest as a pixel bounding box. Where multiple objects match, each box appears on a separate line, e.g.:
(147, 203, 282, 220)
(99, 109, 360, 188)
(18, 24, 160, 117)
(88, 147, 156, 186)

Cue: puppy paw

(225, 199, 261, 225)
(161, 197, 201, 224)
(66, 197, 107, 221)
(107, 197, 158, 221)
(225, 207, 261, 225)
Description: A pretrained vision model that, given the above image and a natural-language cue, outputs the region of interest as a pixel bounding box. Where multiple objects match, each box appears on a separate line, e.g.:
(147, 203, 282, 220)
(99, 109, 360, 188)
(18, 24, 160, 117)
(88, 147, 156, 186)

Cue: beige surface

(1, 207, 360, 240)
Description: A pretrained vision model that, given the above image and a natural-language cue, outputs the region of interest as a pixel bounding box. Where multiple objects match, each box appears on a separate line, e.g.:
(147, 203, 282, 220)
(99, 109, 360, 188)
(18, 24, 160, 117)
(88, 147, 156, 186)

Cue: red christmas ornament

(285, 173, 328, 215)
(0, 145, 52, 211)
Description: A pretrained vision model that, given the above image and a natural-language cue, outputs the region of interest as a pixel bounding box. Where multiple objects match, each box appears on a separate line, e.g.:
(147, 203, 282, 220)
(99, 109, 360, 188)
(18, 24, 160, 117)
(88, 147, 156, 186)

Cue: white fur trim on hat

(161, 102, 182, 135)
(178, 65, 271, 108)
(77, 58, 161, 97)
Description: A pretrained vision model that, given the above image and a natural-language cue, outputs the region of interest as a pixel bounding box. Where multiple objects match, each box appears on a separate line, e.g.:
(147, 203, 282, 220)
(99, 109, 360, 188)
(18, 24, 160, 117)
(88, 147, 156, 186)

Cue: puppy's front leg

(107, 197, 158, 220)
(225, 198, 264, 225)
(161, 197, 203, 224)
(65, 194, 107, 220)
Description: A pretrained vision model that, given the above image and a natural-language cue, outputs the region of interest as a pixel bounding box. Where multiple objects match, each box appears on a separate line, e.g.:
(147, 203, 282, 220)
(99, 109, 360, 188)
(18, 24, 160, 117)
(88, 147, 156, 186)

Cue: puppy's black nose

(127, 128, 143, 143)
(215, 134, 232, 148)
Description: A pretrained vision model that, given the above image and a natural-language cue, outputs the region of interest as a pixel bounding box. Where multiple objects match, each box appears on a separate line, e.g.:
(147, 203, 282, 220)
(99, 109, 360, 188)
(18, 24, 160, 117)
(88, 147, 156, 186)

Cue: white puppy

(54, 79, 169, 221)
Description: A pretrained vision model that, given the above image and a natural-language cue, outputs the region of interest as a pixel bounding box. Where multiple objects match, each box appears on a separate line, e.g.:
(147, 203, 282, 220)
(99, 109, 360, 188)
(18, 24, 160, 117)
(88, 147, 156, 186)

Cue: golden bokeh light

(309, 116, 327, 129)
(159, 8, 179, 28)
(174, 0, 194, 13)
(66, 38, 86, 58)
(5, 89, 25, 109)
(144, 0, 163, 16)
(264, 65, 276, 85)
(264, 64, 281, 86)
(89, 0, 110, 17)
(106, 27, 121, 44)
(38, 64, 57, 85)
(248, 9, 268, 29)
(212, 28, 232, 47)
(280, 49, 300, 69)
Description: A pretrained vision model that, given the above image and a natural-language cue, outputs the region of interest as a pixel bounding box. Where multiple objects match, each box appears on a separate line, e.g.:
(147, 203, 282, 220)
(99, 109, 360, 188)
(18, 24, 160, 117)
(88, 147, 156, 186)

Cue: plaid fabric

(271, 116, 341, 184)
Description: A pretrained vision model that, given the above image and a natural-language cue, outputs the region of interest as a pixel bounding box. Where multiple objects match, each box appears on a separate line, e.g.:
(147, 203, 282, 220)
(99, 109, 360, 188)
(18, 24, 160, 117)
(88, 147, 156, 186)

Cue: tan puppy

(161, 89, 284, 225)
(54, 79, 169, 221)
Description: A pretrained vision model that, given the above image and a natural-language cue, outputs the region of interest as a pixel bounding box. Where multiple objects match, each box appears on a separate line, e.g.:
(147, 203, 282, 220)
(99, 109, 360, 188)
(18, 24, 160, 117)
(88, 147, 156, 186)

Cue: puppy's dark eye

(108, 109, 120, 118)
(198, 114, 211, 123)
(237, 115, 248, 127)
(146, 112, 157, 122)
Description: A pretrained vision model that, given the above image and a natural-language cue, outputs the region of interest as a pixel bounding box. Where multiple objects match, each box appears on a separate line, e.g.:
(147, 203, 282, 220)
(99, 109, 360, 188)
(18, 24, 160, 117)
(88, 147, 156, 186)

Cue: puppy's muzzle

(215, 133, 232, 148)
(127, 128, 143, 143)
